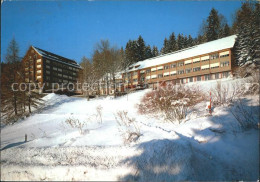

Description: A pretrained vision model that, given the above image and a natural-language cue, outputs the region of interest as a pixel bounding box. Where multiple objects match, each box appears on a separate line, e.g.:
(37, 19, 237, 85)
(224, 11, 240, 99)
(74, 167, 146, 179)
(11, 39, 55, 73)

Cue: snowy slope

(1, 78, 259, 181)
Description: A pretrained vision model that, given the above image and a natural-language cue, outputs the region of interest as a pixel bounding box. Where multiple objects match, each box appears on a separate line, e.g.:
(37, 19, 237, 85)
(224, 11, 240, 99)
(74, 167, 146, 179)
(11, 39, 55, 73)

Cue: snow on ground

(1, 78, 259, 181)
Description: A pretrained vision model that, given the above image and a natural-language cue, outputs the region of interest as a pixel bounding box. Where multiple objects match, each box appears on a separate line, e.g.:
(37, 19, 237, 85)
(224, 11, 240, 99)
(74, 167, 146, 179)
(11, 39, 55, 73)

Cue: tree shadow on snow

(119, 98, 259, 181)
(0, 140, 29, 151)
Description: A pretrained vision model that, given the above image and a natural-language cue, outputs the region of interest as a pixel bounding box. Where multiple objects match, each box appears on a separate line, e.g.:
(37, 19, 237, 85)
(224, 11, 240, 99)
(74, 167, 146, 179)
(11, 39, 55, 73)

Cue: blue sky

(1, 1, 242, 63)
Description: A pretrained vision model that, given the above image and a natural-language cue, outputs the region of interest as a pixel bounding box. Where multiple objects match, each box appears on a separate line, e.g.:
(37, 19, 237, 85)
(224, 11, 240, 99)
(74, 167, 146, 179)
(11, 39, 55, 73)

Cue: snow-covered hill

(1, 78, 259, 181)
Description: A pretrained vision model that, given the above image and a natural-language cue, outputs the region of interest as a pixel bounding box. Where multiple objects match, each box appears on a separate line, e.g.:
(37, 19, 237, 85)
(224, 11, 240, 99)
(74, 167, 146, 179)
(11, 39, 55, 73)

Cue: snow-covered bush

(65, 116, 86, 135)
(114, 110, 141, 144)
(138, 85, 204, 123)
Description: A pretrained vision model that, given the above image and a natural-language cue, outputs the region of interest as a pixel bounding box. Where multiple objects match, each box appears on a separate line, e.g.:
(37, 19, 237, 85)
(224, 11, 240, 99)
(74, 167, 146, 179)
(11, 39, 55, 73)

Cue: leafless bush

(114, 110, 141, 144)
(212, 81, 232, 106)
(230, 98, 259, 130)
(65, 116, 86, 135)
(138, 84, 204, 123)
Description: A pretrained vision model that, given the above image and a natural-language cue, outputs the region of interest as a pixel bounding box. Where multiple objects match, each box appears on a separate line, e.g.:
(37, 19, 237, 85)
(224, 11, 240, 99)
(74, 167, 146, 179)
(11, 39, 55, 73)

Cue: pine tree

(152, 46, 159, 57)
(234, 2, 256, 67)
(144, 45, 153, 59)
(177, 34, 185, 50)
(219, 24, 230, 38)
(137, 35, 146, 61)
(161, 38, 169, 54)
(206, 8, 221, 41)
(187, 35, 194, 47)
(251, 3, 260, 66)
(168, 32, 177, 52)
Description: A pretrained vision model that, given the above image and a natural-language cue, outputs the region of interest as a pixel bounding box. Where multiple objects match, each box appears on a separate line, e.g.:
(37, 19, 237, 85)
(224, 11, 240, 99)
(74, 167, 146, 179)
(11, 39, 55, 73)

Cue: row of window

(146, 58, 229, 72)
(48, 60, 79, 71)
(181, 72, 230, 83)
(45, 75, 76, 82)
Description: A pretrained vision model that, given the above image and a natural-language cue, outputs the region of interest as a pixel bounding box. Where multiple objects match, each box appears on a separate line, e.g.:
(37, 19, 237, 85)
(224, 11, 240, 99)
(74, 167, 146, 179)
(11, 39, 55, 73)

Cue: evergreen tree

(161, 38, 169, 54)
(219, 23, 230, 38)
(152, 46, 159, 57)
(206, 8, 221, 41)
(234, 2, 257, 67)
(251, 3, 260, 66)
(137, 35, 146, 61)
(177, 34, 185, 50)
(187, 35, 194, 47)
(168, 32, 177, 52)
(144, 45, 153, 59)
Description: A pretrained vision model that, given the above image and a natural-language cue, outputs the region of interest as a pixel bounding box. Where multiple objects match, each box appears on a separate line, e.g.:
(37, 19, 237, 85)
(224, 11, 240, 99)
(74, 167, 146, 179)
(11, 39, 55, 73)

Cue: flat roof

(128, 35, 236, 71)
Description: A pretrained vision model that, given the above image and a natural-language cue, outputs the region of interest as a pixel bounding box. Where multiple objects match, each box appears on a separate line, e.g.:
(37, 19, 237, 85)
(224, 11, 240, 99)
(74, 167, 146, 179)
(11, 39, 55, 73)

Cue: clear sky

(1, 1, 242, 63)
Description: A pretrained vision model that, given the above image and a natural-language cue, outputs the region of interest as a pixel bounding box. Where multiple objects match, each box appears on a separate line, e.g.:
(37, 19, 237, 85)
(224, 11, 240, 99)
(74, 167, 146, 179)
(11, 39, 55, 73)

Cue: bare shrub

(138, 84, 204, 123)
(212, 81, 231, 106)
(230, 98, 259, 130)
(114, 110, 141, 144)
(65, 116, 86, 135)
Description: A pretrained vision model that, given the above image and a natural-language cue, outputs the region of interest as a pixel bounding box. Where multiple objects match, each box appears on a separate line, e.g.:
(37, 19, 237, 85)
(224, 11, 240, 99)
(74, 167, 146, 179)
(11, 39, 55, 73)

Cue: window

(46, 65, 50, 69)
(220, 54, 229, 58)
(193, 67, 201, 72)
(46, 60, 50, 64)
(46, 76, 50, 81)
(186, 68, 192, 73)
(164, 65, 169, 70)
(177, 70, 184, 74)
(184, 60, 192, 65)
(58, 68, 62, 72)
(170, 71, 176, 76)
(210, 53, 219, 60)
(158, 74, 163, 78)
(171, 63, 176, 68)
(133, 72, 138, 76)
(151, 68, 157, 72)
(189, 77, 193, 82)
(215, 73, 219, 79)
(193, 58, 200, 63)
(220, 61, 229, 67)
(178, 62, 184, 67)
(223, 72, 229, 78)
(53, 67, 57, 71)
(157, 66, 163, 70)
(201, 55, 210, 62)
(205, 74, 211, 81)
(220, 51, 229, 58)
(197, 76, 201, 81)
(146, 69, 151, 73)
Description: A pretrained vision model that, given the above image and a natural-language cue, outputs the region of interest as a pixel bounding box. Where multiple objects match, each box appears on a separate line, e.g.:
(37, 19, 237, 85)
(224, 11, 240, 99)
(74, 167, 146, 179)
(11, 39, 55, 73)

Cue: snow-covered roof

(32, 46, 81, 69)
(128, 35, 237, 71)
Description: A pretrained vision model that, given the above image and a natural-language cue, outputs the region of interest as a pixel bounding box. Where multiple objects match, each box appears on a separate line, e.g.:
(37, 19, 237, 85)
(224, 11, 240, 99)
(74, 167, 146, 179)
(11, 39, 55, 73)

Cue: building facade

(122, 35, 237, 90)
(22, 46, 81, 92)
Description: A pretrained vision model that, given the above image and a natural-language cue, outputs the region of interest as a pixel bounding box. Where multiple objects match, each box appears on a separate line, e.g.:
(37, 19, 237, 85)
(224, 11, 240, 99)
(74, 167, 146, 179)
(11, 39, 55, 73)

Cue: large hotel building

(122, 35, 236, 90)
(22, 46, 81, 92)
